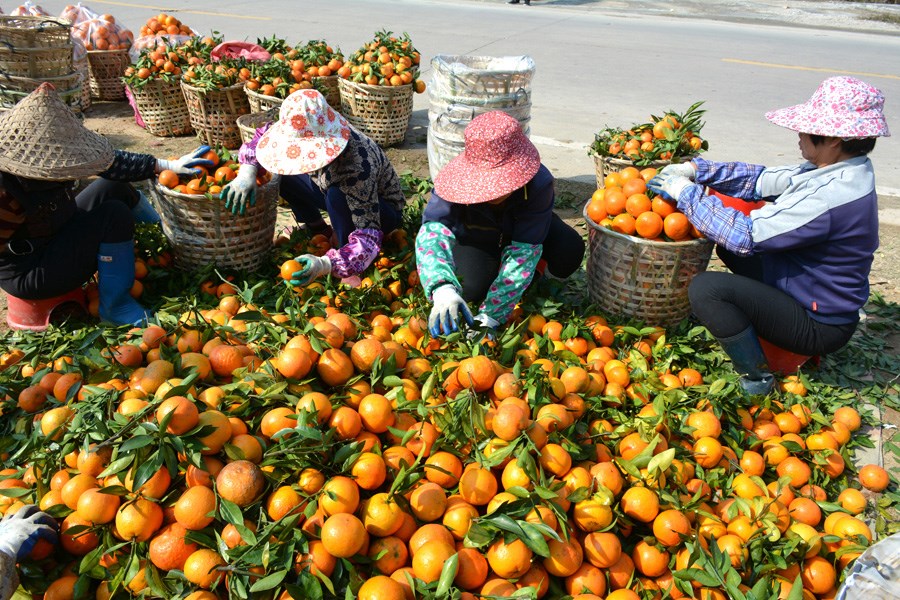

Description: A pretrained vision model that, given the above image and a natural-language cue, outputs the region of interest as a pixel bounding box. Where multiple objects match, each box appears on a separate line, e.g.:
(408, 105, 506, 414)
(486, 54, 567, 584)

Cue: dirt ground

(0, 100, 897, 328)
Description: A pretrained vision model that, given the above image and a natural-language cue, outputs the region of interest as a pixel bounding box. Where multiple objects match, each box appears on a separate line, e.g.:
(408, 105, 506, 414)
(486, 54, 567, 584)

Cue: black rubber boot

(716, 327, 775, 395)
(508, 0, 520, 4)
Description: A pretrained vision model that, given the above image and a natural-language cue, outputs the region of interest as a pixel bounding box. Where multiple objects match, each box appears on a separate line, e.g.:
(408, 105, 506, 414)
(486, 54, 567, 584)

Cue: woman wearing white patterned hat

(648, 76, 890, 395)
(416, 111, 585, 337)
(0, 83, 213, 325)
(221, 89, 406, 286)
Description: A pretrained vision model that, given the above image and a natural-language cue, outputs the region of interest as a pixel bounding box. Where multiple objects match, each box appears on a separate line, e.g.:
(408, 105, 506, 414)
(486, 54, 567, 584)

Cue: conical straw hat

(0, 82, 114, 180)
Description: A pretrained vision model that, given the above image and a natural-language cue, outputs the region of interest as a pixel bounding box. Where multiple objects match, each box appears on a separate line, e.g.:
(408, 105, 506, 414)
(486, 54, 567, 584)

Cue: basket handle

(36, 18, 70, 32)
(0, 40, 15, 53)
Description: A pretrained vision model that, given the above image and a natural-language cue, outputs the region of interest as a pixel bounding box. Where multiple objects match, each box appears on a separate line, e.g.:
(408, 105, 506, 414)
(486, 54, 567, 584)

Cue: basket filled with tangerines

(583, 165, 713, 327)
(151, 148, 280, 272)
(337, 30, 426, 146)
(588, 101, 708, 189)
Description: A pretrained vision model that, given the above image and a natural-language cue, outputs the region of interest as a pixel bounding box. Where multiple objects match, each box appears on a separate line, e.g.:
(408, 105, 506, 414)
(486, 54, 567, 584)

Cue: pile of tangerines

(123, 36, 221, 87)
(586, 167, 702, 242)
(589, 103, 708, 164)
(0, 234, 894, 600)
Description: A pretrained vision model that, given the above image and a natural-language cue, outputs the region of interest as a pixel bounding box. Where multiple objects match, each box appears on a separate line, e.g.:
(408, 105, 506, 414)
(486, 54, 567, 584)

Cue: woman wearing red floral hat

(417, 111, 585, 337)
(649, 76, 889, 395)
(222, 90, 406, 286)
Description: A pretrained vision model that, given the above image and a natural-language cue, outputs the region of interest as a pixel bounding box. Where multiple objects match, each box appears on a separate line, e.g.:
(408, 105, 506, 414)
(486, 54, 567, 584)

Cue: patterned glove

(287, 254, 332, 287)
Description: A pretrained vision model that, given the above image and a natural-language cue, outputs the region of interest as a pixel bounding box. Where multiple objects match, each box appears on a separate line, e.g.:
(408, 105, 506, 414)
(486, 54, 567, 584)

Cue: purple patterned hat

(766, 76, 890, 139)
(434, 111, 541, 204)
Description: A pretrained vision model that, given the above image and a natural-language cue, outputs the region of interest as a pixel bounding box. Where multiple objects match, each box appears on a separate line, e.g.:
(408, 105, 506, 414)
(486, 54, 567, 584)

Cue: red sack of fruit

(11, 1, 50, 16)
(210, 41, 270, 63)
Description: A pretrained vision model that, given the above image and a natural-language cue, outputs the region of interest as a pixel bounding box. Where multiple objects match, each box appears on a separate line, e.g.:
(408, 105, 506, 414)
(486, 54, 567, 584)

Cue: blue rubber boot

(132, 191, 160, 224)
(716, 326, 775, 396)
(97, 241, 149, 326)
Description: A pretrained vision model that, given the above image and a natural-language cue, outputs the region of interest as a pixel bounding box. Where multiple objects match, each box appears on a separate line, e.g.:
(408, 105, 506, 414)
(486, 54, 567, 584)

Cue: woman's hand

(428, 284, 474, 336)
(221, 165, 258, 216)
(156, 146, 216, 177)
(286, 254, 332, 287)
(0, 505, 58, 560)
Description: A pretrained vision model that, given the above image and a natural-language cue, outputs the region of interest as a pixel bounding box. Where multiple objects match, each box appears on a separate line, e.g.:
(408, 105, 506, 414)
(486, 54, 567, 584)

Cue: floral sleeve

(325, 228, 383, 278)
(415, 221, 461, 298)
(479, 242, 542, 323)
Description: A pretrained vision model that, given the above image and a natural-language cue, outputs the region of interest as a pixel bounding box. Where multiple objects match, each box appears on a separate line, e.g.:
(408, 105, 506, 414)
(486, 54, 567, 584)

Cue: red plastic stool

(759, 338, 815, 375)
(5, 288, 87, 332)
(709, 189, 766, 215)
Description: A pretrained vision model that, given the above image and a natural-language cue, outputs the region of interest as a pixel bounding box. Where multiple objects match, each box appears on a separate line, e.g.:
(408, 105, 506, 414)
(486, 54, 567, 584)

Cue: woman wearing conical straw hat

(0, 83, 214, 325)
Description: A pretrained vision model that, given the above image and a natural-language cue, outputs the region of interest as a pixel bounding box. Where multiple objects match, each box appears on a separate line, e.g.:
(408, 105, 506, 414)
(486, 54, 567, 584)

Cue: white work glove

(467, 312, 500, 341)
(286, 254, 332, 287)
(221, 164, 258, 216)
(156, 145, 216, 177)
(648, 170, 695, 203)
(428, 284, 474, 337)
(0, 505, 58, 560)
(658, 162, 696, 180)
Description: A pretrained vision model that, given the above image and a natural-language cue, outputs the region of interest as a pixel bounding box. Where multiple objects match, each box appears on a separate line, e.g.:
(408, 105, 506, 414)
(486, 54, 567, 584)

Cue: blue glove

(0, 505, 58, 560)
(287, 254, 332, 287)
(648, 169, 694, 202)
(428, 284, 474, 337)
(157, 145, 216, 177)
(221, 165, 258, 216)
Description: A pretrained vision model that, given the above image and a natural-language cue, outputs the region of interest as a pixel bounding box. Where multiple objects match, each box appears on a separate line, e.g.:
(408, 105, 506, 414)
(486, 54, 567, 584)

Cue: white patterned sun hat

(255, 89, 351, 175)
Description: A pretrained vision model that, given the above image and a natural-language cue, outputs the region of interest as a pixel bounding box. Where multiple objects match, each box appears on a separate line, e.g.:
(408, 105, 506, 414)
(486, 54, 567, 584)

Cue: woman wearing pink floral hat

(222, 90, 405, 285)
(416, 111, 585, 337)
(649, 76, 889, 395)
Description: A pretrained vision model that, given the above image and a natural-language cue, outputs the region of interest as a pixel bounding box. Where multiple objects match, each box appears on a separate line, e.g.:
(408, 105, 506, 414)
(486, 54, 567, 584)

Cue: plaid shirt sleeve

(676, 158, 767, 257)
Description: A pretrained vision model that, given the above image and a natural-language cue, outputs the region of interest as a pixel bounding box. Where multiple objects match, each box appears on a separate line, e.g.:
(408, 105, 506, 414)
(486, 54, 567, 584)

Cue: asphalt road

(45, 0, 900, 203)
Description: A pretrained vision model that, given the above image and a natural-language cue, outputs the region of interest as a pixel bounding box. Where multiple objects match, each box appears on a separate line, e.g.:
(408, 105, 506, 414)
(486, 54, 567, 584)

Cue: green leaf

(218, 496, 244, 527)
(250, 568, 289, 592)
(434, 552, 459, 598)
(674, 567, 719, 587)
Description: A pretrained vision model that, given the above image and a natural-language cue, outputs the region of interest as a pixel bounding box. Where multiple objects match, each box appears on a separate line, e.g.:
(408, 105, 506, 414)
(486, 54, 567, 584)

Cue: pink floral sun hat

(766, 76, 890, 139)
(434, 111, 541, 204)
(256, 89, 351, 175)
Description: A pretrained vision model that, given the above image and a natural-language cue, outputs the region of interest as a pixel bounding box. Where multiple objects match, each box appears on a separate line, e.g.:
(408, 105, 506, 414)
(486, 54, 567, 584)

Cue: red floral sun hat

(434, 111, 540, 204)
(765, 76, 890, 139)
(256, 89, 351, 175)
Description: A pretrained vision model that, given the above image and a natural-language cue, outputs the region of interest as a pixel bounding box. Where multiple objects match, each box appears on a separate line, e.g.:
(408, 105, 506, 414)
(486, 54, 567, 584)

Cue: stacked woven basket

(86, 48, 129, 100)
(180, 81, 250, 149)
(127, 78, 193, 137)
(0, 16, 83, 115)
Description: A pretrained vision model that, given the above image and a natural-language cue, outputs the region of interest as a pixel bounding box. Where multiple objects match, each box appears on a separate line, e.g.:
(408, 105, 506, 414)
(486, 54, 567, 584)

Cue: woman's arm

(478, 242, 543, 323)
(415, 221, 462, 298)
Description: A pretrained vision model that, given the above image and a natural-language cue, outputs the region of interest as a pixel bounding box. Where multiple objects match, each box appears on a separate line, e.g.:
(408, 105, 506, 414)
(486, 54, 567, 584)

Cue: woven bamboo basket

(338, 78, 413, 147)
(592, 154, 694, 189)
(128, 79, 193, 137)
(314, 75, 340, 108)
(86, 49, 129, 100)
(584, 205, 713, 327)
(74, 55, 90, 111)
(237, 108, 278, 144)
(0, 70, 82, 114)
(181, 80, 250, 149)
(245, 86, 283, 114)
(151, 175, 281, 272)
(0, 16, 72, 78)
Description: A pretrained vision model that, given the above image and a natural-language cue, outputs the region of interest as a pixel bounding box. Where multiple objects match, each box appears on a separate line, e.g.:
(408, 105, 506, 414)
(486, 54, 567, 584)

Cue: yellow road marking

(89, 0, 272, 21)
(723, 59, 900, 81)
